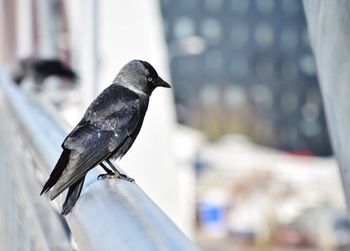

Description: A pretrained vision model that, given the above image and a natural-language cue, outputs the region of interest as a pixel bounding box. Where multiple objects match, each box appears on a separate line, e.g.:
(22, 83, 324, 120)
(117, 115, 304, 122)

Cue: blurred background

(0, 0, 348, 250)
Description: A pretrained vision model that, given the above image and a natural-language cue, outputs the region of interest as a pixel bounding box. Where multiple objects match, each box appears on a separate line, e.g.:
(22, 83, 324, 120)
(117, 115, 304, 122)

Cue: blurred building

(160, 0, 332, 156)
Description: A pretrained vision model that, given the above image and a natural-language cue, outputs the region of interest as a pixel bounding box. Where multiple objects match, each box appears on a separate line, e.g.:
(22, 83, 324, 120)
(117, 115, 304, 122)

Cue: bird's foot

(97, 173, 134, 182)
(117, 174, 135, 182)
(97, 173, 117, 180)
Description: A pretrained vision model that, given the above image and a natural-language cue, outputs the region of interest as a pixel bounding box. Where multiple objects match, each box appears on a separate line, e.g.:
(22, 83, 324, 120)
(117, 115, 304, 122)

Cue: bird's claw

(97, 173, 134, 182)
(97, 173, 116, 180)
(118, 174, 135, 182)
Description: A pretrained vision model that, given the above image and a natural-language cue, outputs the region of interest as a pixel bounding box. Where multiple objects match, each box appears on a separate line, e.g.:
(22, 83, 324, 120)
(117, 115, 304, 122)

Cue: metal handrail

(0, 68, 200, 251)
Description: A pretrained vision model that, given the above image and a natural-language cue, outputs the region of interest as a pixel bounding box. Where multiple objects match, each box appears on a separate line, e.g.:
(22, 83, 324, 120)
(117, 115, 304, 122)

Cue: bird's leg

(106, 159, 135, 182)
(100, 162, 114, 174)
(97, 162, 116, 180)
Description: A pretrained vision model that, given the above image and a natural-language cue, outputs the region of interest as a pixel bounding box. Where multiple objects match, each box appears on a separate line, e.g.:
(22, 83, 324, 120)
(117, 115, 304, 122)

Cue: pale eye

(147, 77, 153, 82)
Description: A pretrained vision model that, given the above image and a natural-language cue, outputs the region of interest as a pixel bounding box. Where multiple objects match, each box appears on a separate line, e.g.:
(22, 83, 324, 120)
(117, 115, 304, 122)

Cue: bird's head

(115, 60, 171, 96)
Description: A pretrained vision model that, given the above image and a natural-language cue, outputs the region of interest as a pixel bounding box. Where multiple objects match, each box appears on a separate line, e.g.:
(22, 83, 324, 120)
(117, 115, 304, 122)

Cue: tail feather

(40, 149, 71, 195)
(61, 176, 86, 215)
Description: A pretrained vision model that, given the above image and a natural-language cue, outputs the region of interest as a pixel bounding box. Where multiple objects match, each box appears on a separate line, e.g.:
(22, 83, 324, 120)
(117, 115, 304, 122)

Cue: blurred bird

(40, 59, 170, 215)
(12, 57, 78, 86)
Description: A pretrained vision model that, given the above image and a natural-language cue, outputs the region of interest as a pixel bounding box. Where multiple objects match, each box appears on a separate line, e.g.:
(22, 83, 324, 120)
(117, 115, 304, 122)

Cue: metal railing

(0, 68, 200, 251)
(0, 74, 71, 250)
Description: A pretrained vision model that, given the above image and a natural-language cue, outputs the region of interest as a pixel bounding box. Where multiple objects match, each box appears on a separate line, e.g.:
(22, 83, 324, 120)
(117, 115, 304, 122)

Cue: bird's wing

(61, 84, 139, 147)
(51, 95, 140, 200)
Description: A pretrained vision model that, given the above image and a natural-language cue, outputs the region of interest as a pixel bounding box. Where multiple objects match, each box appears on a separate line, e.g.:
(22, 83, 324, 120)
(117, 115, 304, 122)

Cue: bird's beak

(157, 76, 171, 88)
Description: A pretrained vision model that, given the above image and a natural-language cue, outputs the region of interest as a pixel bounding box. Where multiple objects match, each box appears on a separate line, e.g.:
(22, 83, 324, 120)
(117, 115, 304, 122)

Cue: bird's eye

(147, 77, 153, 82)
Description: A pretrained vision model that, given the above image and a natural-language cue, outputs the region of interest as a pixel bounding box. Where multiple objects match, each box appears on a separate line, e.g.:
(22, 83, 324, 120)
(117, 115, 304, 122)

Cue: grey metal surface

(70, 181, 195, 251)
(0, 74, 71, 250)
(303, 1, 350, 208)
(0, 68, 200, 251)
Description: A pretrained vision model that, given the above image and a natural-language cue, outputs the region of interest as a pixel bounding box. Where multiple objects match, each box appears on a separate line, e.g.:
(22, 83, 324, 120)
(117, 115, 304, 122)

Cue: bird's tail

(40, 148, 71, 195)
(61, 176, 86, 215)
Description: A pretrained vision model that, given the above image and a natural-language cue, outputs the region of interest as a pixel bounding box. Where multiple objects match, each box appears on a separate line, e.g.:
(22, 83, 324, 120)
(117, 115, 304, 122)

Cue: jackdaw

(13, 57, 77, 86)
(41, 60, 170, 215)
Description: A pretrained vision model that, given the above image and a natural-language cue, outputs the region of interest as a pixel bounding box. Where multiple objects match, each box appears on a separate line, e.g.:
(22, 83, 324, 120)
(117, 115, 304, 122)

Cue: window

(300, 120, 320, 137)
(255, 58, 274, 79)
(231, 0, 250, 14)
(173, 17, 195, 39)
(199, 84, 220, 105)
(179, 0, 197, 10)
(256, 0, 275, 13)
(224, 85, 246, 106)
(231, 22, 249, 48)
(280, 60, 298, 80)
(230, 57, 249, 78)
(302, 102, 319, 122)
(280, 91, 298, 112)
(299, 54, 316, 76)
(281, 27, 298, 50)
(251, 84, 273, 110)
(204, 50, 224, 73)
(301, 28, 310, 47)
(255, 22, 274, 47)
(200, 18, 222, 44)
(282, 0, 300, 15)
(204, 0, 224, 12)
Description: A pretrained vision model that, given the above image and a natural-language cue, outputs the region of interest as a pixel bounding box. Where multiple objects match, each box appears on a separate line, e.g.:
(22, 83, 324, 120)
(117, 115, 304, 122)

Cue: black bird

(40, 60, 170, 215)
(13, 57, 78, 85)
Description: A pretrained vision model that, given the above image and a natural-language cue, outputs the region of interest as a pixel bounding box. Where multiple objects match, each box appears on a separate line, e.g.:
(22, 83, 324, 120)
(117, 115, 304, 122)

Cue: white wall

(65, 0, 196, 235)
(97, 0, 180, 229)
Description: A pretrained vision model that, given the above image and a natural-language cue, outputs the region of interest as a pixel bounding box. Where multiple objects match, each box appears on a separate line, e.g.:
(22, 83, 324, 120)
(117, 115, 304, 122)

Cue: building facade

(160, 0, 332, 156)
